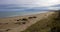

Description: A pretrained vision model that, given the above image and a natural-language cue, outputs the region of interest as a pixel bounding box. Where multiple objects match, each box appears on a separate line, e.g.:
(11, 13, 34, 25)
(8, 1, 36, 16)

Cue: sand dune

(0, 12, 55, 32)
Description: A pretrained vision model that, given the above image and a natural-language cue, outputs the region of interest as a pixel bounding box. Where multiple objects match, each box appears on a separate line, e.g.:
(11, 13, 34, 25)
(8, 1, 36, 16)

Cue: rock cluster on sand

(0, 11, 59, 32)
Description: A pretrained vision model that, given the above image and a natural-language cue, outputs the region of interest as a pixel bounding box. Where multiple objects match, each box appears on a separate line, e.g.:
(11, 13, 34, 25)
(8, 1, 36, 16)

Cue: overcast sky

(0, 0, 60, 7)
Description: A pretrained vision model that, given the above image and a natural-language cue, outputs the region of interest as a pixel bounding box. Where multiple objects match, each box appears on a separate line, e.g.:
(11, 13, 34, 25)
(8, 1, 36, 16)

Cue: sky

(0, 0, 60, 7)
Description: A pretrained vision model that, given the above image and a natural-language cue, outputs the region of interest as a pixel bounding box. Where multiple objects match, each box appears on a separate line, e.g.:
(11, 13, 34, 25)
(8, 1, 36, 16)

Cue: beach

(0, 11, 55, 32)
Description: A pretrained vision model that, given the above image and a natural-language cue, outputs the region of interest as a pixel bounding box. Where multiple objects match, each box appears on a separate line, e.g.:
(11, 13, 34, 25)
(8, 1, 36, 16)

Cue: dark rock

(28, 17, 33, 19)
(28, 16, 37, 19)
(17, 20, 20, 21)
(21, 18, 28, 21)
(6, 29, 11, 31)
(33, 16, 37, 18)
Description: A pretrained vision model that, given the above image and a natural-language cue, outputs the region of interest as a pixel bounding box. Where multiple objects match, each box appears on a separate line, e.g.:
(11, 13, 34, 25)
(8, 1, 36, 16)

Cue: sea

(0, 4, 49, 18)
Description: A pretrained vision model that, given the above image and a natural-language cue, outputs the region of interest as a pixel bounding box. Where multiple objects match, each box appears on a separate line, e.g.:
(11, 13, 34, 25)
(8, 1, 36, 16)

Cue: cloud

(0, 0, 59, 7)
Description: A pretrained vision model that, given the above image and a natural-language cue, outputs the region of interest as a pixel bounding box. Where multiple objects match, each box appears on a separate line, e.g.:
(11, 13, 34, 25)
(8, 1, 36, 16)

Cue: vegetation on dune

(21, 10, 60, 32)
(28, 16, 37, 19)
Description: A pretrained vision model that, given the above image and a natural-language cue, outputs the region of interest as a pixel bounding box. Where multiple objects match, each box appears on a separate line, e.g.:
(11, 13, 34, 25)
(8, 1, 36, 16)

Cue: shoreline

(0, 11, 48, 19)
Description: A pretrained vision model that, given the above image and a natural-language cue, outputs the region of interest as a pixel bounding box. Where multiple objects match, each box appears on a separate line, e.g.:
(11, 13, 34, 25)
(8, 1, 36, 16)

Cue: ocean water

(0, 4, 48, 18)
(0, 11, 48, 18)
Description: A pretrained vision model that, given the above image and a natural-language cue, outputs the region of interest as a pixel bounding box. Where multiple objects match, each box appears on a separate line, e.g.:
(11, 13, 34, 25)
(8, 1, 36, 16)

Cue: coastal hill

(0, 10, 60, 32)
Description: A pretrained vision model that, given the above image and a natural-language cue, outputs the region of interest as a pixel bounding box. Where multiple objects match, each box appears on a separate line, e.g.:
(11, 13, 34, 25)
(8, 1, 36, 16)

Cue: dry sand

(0, 12, 55, 32)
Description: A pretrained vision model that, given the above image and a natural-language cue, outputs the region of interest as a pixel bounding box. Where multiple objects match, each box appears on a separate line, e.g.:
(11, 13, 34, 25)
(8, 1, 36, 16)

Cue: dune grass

(21, 11, 60, 32)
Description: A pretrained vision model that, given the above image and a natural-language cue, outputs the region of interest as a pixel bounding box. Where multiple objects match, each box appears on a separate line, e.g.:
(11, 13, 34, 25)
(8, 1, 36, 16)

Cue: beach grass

(21, 11, 60, 32)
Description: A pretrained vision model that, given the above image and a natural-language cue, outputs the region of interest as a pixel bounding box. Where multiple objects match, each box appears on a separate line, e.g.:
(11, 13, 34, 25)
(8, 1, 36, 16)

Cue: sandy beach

(0, 12, 55, 32)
